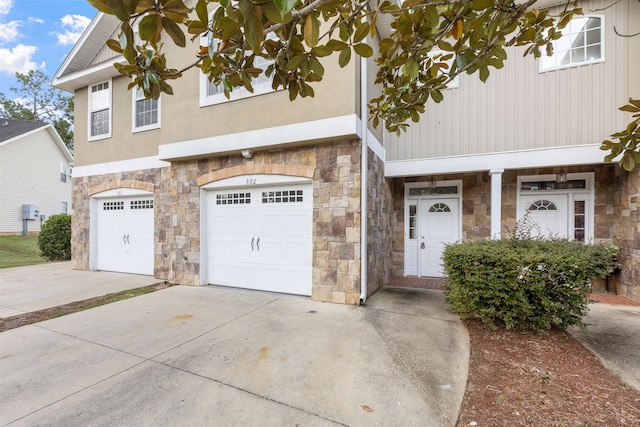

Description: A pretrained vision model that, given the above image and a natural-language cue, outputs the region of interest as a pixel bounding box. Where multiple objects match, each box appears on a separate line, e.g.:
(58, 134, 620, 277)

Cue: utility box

(22, 204, 40, 220)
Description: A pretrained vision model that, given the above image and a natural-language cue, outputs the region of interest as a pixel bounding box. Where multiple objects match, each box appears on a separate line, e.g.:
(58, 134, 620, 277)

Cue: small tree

(37, 214, 72, 261)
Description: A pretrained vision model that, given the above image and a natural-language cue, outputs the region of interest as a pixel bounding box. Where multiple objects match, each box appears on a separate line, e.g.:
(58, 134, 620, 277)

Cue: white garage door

(205, 183, 312, 295)
(96, 197, 154, 275)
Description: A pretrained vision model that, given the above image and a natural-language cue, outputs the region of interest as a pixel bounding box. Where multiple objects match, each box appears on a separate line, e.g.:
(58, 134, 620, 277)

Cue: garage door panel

(206, 183, 312, 296)
(96, 197, 154, 276)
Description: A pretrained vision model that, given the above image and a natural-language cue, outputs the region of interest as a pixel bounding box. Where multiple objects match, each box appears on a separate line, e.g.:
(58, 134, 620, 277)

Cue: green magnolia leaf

(353, 22, 369, 43)
(304, 15, 320, 48)
(621, 152, 636, 171)
(326, 40, 348, 51)
(88, 0, 130, 21)
(620, 104, 640, 113)
(195, 0, 208, 24)
(338, 47, 351, 68)
(238, 0, 263, 52)
(139, 14, 161, 42)
(274, 0, 299, 17)
(353, 43, 373, 58)
(479, 65, 490, 82)
(162, 17, 186, 47)
(187, 20, 208, 36)
(310, 45, 332, 57)
(106, 38, 123, 53)
(472, 0, 495, 11)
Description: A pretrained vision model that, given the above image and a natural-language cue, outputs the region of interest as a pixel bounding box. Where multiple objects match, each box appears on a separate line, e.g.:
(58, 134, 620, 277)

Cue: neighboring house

(0, 119, 73, 235)
(52, 0, 639, 302)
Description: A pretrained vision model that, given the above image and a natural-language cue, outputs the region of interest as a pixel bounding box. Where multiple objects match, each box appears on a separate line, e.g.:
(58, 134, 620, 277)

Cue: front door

(419, 198, 460, 277)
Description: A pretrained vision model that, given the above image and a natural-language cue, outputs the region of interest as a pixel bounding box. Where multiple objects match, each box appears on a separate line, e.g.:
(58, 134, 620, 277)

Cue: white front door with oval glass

(419, 198, 460, 277)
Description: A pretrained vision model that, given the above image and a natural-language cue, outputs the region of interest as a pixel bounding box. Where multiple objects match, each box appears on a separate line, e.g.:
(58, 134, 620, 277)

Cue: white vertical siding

(386, 0, 633, 161)
(0, 131, 73, 234)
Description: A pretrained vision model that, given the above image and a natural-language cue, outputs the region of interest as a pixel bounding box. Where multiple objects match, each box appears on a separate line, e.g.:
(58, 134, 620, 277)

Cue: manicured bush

(443, 239, 615, 331)
(37, 214, 71, 261)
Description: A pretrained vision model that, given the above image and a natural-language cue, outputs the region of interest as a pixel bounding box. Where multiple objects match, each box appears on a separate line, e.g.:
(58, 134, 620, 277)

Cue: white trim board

(73, 156, 170, 178)
(158, 114, 361, 161)
(385, 144, 609, 177)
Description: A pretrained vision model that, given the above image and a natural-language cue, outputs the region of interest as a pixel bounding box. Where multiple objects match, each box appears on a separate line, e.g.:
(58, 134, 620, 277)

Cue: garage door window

(103, 201, 124, 210)
(262, 189, 303, 204)
(131, 199, 154, 209)
(216, 192, 251, 205)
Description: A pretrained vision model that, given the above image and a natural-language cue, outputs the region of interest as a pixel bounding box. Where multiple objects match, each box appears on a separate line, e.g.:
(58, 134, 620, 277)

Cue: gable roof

(0, 119, 47, 142)
(0, 119, 73, 163)
(52, 12, 122, 93)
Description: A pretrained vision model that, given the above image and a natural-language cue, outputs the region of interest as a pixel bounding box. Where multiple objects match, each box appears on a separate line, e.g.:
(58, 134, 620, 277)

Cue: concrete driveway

(0, 262, 160, 317)
(0, 282, 469, 426)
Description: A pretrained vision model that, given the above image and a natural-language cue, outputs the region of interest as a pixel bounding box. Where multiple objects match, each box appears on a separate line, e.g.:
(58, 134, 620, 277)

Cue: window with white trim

(89, 81, 111, 139)
(61, 201, 68, 214)
(200, 35, 276, 106)
(60, 163, 67, 183)
(133, 87, 160, 132)
(540, 15, 604, 72)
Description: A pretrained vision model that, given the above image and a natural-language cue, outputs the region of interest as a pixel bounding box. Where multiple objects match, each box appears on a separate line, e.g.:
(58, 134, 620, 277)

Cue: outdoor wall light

(241, 149, 254, 159)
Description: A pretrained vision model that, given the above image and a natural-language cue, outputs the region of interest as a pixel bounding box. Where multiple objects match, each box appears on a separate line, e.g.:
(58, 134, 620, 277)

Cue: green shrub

(38, 214, 71, 261)
(443, 239, 614, 331)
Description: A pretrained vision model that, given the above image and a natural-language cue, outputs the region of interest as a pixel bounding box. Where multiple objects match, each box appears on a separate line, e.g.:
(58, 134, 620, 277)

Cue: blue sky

(0, 0, 98, 97)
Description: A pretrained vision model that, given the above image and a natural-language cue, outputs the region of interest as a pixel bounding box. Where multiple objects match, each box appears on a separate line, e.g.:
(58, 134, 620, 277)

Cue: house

(0, 119, 73, 235)
(52, 0, 639, 302)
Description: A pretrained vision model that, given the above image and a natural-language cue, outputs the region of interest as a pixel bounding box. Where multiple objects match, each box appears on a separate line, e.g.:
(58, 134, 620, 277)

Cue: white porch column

(489, 169, 504, 239)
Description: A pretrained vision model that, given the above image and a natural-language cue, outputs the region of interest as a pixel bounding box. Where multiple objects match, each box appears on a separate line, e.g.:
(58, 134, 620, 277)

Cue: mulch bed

(457, 319, 640, 426)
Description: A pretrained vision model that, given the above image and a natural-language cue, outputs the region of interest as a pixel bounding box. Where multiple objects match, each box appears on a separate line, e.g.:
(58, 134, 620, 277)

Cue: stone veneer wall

(366, 148, 394, 296)
(71, 139, 363, 304)
(612, 167, 639, 301)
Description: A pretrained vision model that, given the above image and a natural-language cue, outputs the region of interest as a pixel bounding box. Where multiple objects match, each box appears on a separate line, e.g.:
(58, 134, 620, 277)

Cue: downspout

(359, 52, 368, 304)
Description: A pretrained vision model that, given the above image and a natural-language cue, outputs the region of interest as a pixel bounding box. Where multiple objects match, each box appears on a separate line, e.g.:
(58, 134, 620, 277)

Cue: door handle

(421, 242, 425, 249)
(251, 237, 255, 251)
(256, 237, 260, 251)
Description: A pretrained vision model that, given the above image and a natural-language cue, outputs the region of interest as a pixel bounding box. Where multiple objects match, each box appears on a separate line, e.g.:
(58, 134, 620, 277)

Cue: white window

(200, 35, 276, 107)
(89, 81, 112, 140)
(61, 201, 68, 214)
(540, 15, 604, 72)
(132, 87, 160, 132)
(60, 163, 67, 183)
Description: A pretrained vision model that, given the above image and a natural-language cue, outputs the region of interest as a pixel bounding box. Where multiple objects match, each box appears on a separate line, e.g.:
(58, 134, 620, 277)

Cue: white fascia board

(44, 125, 74, 163)
(52, 57, 122, 93)
(73, 156, 170, 178)
(159, 114, 361, 161)
(385, 144, 610, 177)
(367, 129, 385, 162)
(53, 12, 104, 83)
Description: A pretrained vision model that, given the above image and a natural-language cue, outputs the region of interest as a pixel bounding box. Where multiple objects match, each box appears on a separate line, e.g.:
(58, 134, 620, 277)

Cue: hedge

(37, 214, 71, 261)
(443, 239, 615, 331)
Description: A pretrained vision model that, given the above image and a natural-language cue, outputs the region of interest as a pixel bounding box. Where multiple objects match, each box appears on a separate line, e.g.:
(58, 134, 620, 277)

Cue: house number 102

(246, 178, 257, 185)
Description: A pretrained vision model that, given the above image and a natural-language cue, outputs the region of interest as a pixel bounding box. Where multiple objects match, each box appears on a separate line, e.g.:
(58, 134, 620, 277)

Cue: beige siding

(74, 31, 358, 166)
(0, 131, 72, 234)
(386, 0, 634, 161)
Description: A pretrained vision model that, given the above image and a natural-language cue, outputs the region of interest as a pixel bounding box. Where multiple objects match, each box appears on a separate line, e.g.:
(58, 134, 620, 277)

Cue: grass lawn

(0, 236, 48, 268)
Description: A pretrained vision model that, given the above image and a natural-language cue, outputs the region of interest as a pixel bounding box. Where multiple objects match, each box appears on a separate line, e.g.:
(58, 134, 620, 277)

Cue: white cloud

(0, 20, 20, 43)
(28, 17, 44, 25)
(0, 44, 45, 73)
(0, 0, 13, 17)
(54, 14, 91, 45)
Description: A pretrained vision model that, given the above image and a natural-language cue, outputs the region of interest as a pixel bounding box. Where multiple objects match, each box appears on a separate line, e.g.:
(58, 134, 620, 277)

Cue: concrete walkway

(0, 284, 469, 426)
(0, 262, 160, 317)
(569, 303, 640, 392)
